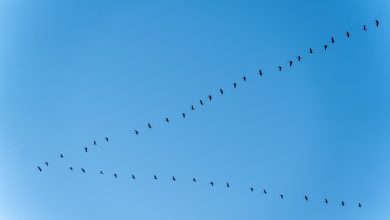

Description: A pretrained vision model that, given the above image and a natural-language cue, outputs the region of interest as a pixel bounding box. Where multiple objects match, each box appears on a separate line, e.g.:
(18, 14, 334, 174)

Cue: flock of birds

(37, 19, 381, 209)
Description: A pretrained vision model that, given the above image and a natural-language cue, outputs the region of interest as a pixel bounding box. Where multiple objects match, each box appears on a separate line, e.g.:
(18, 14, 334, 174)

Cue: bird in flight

(304, 195, 308, 201)
(309, 48, 313, 54)
(182, 113, 186, 118)
(346, 31, 350, 38)
(280, 194, 284, 199)
(324, 44, 328, 50)
(172, 176, 176, 181)
(226, 182, 230, 188)
(100, 170, 104, 175)
(93, 140, 97, 145)
(37, 166, 42, 172)
(263, 189, 267, 194)
(208, 95, 212, 101)
(325, 198, 328, 204)
(69, 167, 73, 171)
(192, 177, 196, 183)
(297, 56, 302, 61)
(243, 76, 247, 81)
(200, 100, 204, 105)
(210, 181, 214, 186)
(191, 105, 195, 111)
(45, 161, 48, 166)
(81, 168, 86, 173)
(154, 175, 158, 180)
(233, 82, 237, 88)
(363, 25, 367, 31)
(250, 187, 254, 192)
(131, 174, 136, 180)
(331, 37, 335, 44)
(84, 147, 88, 152)
(219, 89, 224, 95)
(134, 130, 139, 135)
(148, 123, 152, 129)
(358, 203, 362, 208)
(259, 69, 263, 76)
(289, 60, 293, 67)
(114, 173, 118, 178)
(375, 19, 380, 27)
(105, 137, 109, 142)
(341, 201, 345, 207)
(278, 66, 282, 71)
(165, 117, 170, 123)
(60, 154, 63, 159)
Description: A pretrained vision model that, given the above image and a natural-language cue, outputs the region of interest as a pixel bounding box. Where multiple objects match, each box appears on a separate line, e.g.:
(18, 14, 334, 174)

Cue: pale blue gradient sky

(0, 0, 389, 219)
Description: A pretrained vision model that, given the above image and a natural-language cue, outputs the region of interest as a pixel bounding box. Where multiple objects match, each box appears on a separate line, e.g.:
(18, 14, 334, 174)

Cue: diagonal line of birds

(36, 19, 380, 209)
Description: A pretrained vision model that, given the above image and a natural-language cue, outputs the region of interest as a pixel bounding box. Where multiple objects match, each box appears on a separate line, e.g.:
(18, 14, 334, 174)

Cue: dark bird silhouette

(325, 198, 328, 204)
(37, 166, 42, 172)
(280, 194, 284, 199)
(358, 203, 362, 208)
(114, 173, 118, 178)
(172, 176, 176, 181)
(154, 175, 158, 180)
(81, 168, 86, 173)
(182, 113, 186, 118)
(208, 95, 212, 101)
(60, 154, 63, 159)
(45, 161, 48, 166)
(376, 19, 380, 27)
(131, 174, 136, 180)
(233, 82, 237, 88)
(134, 130, 139, 135)
(250, 187, 254, 192)
(297, 56, 302, 61)
(363, 25, 367, 31)
(304, 195, 308, 201)
(289, 60, 293, 67)
(243, 76, 247, 81)
(105, 137, 109, 142)
(259, 69, 263, 76)
(192, 177, 197, 183)
(341, 201, 345, 207)
(100, 170, 104, 175)
(200, 100, 203, 105)
(263, 189, 267, 194)
(226, 182, 230, 188)
(148, 123, 152, 129)
(69, 167, 73, 171)
(309, 48, 313, 54)
(191, 105, 195, 110)
(324, 44, 328, 50)
(93, 140, 97, 145)
(278, 66, 282, 71)
(346, 31, 350, 38)
(84, 147, 88, 152)
(219, 89, 224, 95)
(331, 37, 335, 44)
(165, 117, 170, 123)
(210, 181, 214, 186)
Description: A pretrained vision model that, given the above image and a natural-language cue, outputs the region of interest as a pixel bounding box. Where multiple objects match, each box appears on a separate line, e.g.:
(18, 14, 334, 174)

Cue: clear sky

(0, 0, 389, 219)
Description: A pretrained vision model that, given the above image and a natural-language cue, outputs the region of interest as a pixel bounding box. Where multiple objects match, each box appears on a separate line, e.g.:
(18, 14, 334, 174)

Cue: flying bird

(60, 154, 63, 158)
(219, 89, 224, 95)
(304, 195, 308, 201)
(131, 174, 136, 180)
(233, 82, 237, 88)
(280, 194, 284, 199)
(37, 166, 42, 172)
(324, 44, 328, 50)
(208, 95, 212, 101)
(200, 100, 203, 105)
(243, 76, 247, 81)
(278, 66, 282, 71)
(346, 31, 350, 38)
(154, 175, 158, 180)
(297, 56, 302, 61)
(325, 198, 328, 204)
(263, 189, 267, 194)
(114, 173, 118, 178)
(148, 123, 152, 129)
(69, 167, 73, 171)
(191, 105, 195, 111)
(84, 147, 88, 152)
(134, 130, 139, 135)
(192, 177, 196, 183)
(182, 113, 186, 118)
(375, 19, 380, 27)
(226, 182, 230, 188)
(250, 187, 254, 192)
(172, 176, 176, 181)
(210, 181, 214, 186)
(289, 60, 293, 67)
(358, 203, 362, 208)
(259, 69, 263, 76)
(363, 25, 367, 31)
(341, 201, 345, 207)
(165, 117, 170, 123)
(81, 168, 86, 173)
(331, 37, 335, 44)
(45, 161, 48, 166)
(100, 170, 104, 175)
(309, 48, 313, 54)
(105, 137, 109, 142)
(93, 140, 97, 145)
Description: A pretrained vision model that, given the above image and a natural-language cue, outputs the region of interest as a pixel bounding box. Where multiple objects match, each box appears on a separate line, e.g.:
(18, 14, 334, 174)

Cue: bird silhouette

(81, 168, 86, 173)
(208, 95, 212, 101)
(363, 25, 367, 31)
(45, 161, 48, 166)
(93, 140, 97, 145)
(304, 195, 308, 201)
(219, 89, 224, 95)
(69, 167, 73, 171)
(154, 175, 158, 180)
(148, 123, 152, 129)
(346, 31, 350, 38)
(341, 201, 345, 207)
(131, 174, 136, 180)
(309, 48, 313, 54)
(297, 56, 302, 61)
(325, 198, 328, 204)
(324, 44, 328, 50)
(60, 154, 63, 158)
(376, 19, 380, 27)
(200, 100, 203, 105)
(100, 170, 104, 175)
(114, 173, 118, 178)
(259, 69, 263, 76)
(263, 189, 267, 194)
(192, 177, 197, 183)
(172, 176, 176, 181)
(165, 117, 170, 123)
(243, 76, 247, 81)
(331, 37, 335, 44)
(191, 105, 195, 110)
(182, 113, 186, 118)
(210, 181, 214, 186)
(358, 203, 362, 208)
(250, 187, 254, 192)
(134, 130, 139, 135)
(289, 60, 293, 67)
(84, 147, 88, 152)
(37, 166, 42, 172)
(278, 66, 282, 71)
(233, 82, 237, 88)
(280, 194, 284, 199)
(105, 137, 109, 142)
(226, 182, 230, 188)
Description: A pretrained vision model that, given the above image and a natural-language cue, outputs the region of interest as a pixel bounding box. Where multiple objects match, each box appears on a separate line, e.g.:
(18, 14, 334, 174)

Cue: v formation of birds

(36, 20, 381, 209)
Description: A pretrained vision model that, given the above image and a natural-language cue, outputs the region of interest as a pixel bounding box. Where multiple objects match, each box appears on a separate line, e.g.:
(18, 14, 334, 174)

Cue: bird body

(376, 19, 380, 27)
(60, 154, 63, 158)
(81, 168, 85, 173)
(226, 182, 230, 188)
(297, 56, 301, 61)
(172, 176, 176, 181)
(93, 140, 96, 145)
(324, 44, 328, 50)
(148, 123, 152, 129)
(208, 95, 212, 101)
(331, 37, 335, 44)
(105, 137, 109, 142)
(259, 69, 263, 76)
(84, 147, 88, 152)
(243, 76, 246, 81)
(278, 66, 282, 71)
(134, 130, 139, 135)
(165, 117, 170, 123)
(191, 105, 195, 110)
(280, 194, 284, 199)
(69, 167, 73, 171)
(192, 178, 196, 183)
(219, 89, 224, 95)
(182, 113, 186, 118)
(100, 170, 104, 175)
(37, 166, 42, 172)
(250, 187, 254, 192)
(289, 60, 293, 67)
(200, 100, 203, 105)
(233, 83, 237, 88)
(305, 195, 308, 201)
(210, 181, 214, 186)
(45, 161, 48, 166)
(341, 201, 345, 206)
(132, 174, 136, 180)
(346, 32, 350, 38)
(154, 175, 158, 180)
(114, 173, 117, 178)
(263, 189, 267, 194)
(363, 25, 367, 31)
(309, 48, 313, 54)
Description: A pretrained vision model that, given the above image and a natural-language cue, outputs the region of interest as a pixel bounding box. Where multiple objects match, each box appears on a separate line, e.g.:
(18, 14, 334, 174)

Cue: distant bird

(114, 173, 118, 178)
(219, 89, 224, 95)
(37, 166, 42, 172)
(278, 66, 282, 71)
(363, 25, 367, 31)
(182, 113, 186, 118)
(250, 187, 254, 192)
(226, 182, 230, 188)
(93, 140, 97, 145)
(210, 181, 214, 186)
(134, 130, 139, 135)
(233, 82, 237, 88)
(263, 189, 267, 194)
(324, 44, 328, 50)
(105, 137, 109, 142)
(191, 105, 195, 110)
(259, 69, 263, 76)
(375, 19, 380, 27)
(154, 175, 158, 180)
(45, 161, 48, 166)
(309, 48, 313, 54)
(289, 60, 293, 67)
(200, 100, 203, 105)
(331, 37, 335, 44)
(280, 194, 284, 199)
(131, 174, 136, 180)
(208, 95, 212, 101)
(69, 167, 73, 171)
(165, 117, 170, 123)
(341, 201, 345, 207)
(60, 154, 63, 159)
(172, 176, 176, 181)
(243, 76, 247, 81)
(100, 170, 104, 175)
(304, 195, 308, 201)
(148, 123, 152, 129)
(325, 198, 328, 204)
(192, 177, 197, 183)
(358, 203, 362, 208)
(297, 56, 302, 61)
(346, 31, 350, 38)
(81, 168, 86, 173)
(84, 147, 88, 152)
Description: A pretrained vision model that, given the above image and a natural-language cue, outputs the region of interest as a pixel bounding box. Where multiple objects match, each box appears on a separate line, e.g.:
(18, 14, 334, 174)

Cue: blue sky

(0, 0, 389, 219)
